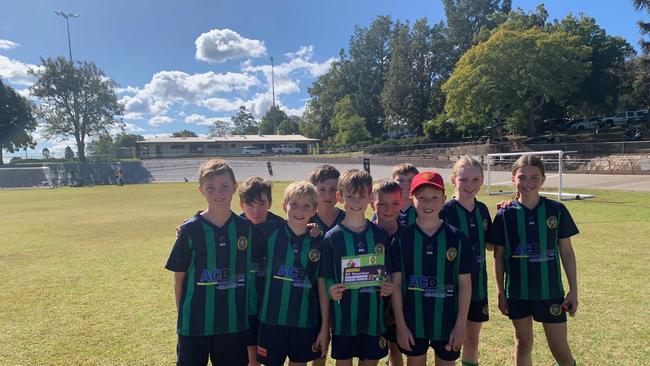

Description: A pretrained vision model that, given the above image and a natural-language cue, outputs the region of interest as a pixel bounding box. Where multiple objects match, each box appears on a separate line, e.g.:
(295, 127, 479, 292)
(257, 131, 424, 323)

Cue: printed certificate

(341, 253, 385, 289)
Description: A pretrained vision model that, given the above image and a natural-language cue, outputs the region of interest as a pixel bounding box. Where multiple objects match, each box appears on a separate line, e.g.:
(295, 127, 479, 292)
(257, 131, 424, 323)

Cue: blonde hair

(338, 169, 373, 195)
(451, 155, 483, 181)
(283, 181, 319, 208)
(198, 159, 236, 185)
(391, 163, 419, 179)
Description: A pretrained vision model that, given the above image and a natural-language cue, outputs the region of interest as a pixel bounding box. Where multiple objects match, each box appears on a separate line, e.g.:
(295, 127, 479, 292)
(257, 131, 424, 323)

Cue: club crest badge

(482, 304, 489, 315)
(547, 216, 558, 229)
(311, 344, 321, 353)
(375, 243, 385, 254)
(549, 303, 563, 316)
(309, 249, 321, 262)
(446, 247, 457, 261)
(379, 336, 387, 349)
(237, 236, 248, 251)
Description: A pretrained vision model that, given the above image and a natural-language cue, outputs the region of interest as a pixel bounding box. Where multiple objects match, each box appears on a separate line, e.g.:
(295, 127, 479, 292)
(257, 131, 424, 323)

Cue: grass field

(1, 182, 649, 365)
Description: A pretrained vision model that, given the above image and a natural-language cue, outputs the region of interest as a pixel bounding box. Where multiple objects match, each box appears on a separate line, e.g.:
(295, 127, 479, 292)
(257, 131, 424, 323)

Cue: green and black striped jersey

(255, 220, 323, 328)
(165, 212, 255, 336)
(489, 197, 579, 300)
(310, 208, 345, 234)
(321, 221, 391, 337)
(440, 199, 492, 302)
(390, 222, 474, 341)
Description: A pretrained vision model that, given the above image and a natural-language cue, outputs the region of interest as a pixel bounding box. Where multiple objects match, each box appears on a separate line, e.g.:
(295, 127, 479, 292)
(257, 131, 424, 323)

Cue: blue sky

(1, 0, 647, 159)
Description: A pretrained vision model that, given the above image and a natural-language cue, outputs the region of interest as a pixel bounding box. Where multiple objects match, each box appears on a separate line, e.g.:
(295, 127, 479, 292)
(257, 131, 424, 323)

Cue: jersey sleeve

(558, 204, 579, 239)
(165, 226, 191, 272)
(487, 209, 506, 247)
(388, 235, 403, 274)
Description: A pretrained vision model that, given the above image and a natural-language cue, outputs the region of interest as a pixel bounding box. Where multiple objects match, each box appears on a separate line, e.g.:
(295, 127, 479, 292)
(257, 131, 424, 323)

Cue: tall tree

(0, 79, 36, 165)
(277, 115, 300, 135)
(29, 57, 123, 162)
(208, 120, 230, 137)
(331, 95, 371, 146)
(633, 0, 650, 57)
(171, 129, 198, 137)
(381, 21, 413, 133)
(443, 25, 591, 136)
(259, 105, 289, 135)
(87, 133, 114, 156)
(231, 106, 259, 134)
(113, 133, 144, 148)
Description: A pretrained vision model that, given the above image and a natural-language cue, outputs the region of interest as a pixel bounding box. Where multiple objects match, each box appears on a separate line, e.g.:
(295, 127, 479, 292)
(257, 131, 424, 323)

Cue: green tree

(29, 57, 123, 162)
(634, 0, 650, 57)
(113, 133, 144, 148)
(331, 96, 371, 146)
(259, 105, 289, 135)
(278, 115, 300, 135)
(443, 0, 512, 56)
(171, 129, 198, 137)
(87, 133, 114, 156)
(443, 25, 591, 136)
(42, 147, 50, 159)
(64, 146, 75, 160)
(0, 79, 36, 166)
(231, 106, 258, 134)
(208, 120, 230, 137)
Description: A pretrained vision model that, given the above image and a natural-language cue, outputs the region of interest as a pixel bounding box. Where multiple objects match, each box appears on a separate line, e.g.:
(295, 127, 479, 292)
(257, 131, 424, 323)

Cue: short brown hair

(239, 177, 272, 204)
(511, 155, 546, 177)
(391, 163, 419, 179)
(284, 181, 319, 208)
(372, 180, 402, 199)
(308, 164, 340, 185)
(198, 159, 236, 185)
(338, 169, 373, 195)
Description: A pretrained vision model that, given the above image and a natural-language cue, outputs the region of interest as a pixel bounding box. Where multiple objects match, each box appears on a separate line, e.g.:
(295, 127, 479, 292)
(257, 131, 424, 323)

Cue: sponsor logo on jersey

(237, 236, 248, 251)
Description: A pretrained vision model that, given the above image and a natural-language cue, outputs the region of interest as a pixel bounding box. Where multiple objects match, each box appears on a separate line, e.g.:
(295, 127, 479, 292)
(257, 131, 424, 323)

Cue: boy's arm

(315, 278, 330, 356)
(493, 245, 508, 315)
(173, 272, 186, 310)
(559, 237, 578, 314)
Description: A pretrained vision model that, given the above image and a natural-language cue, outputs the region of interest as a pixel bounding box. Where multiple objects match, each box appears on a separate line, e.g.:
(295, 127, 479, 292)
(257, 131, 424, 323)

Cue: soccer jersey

(255, 220, 323, 328)
(165, 212, 255, 336)
(488, 197, 579, 300)
(320, 221, 391, 337)
(389, 222, 474, 341)
(440, 199, 492, 302)
(311, 208, 345, 234)
(240, 211, 284, 316)
(399, 205, 417, 227)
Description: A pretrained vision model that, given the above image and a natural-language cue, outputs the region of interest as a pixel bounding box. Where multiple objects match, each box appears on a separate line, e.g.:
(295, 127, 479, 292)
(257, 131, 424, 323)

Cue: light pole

(270, 56, 276, 135)
(54, 11, 79, 61)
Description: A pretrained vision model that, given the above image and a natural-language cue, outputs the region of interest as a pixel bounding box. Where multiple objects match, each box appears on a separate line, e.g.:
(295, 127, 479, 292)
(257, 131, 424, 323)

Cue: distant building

(136, 134, 319, 159)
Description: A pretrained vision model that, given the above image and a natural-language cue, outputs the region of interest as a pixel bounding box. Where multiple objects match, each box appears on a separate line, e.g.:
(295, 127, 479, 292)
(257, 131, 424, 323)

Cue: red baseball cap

(410, 171, 445, 195)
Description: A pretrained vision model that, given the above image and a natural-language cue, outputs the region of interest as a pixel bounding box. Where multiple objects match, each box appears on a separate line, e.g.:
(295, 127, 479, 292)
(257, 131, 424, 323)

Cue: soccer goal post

(486, 150, 594, 201)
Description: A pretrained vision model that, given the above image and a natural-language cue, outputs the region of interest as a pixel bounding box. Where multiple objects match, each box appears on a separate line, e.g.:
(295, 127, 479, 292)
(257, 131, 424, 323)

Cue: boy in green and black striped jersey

(489, 155, 579, 366)
(390, 171, 474, 366)
(165, 159, 255, 366)
(254, 181, 329, 366)
(321, 169, 394, 366)
(309, 164, 346, 235)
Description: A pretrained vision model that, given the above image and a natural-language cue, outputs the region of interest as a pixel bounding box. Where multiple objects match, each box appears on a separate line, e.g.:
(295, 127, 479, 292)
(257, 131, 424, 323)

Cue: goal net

(0, 167, 54, 188)
(486, 150, 594, 201)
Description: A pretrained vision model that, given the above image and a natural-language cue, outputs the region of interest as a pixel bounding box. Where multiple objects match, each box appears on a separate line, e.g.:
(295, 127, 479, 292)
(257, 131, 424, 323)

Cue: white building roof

(138, 134, 319, 144)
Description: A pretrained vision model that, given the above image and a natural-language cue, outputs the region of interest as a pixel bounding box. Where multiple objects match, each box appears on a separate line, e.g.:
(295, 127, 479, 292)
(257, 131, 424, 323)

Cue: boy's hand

(497, 292, 509, 315)
(314, 328, 330, 358)
(562, 290, 578, 316)
(329, 283, 346, 301)
(445, 323, 466, 353)
(396, 323, 415, 351)
(496, 200, 513, 210)
(307, 223, 322, 238)
(175, 225, 182, 239)
(380, 281, 393, 297)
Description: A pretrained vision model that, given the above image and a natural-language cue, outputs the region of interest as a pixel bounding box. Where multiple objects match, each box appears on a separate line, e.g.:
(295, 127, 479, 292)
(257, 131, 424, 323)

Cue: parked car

(544, 118, 572, 132)
(271, 144, 302, 154)
(571, 117, 602, 130)
(601, 110, 648, 127)
(241, 146, 265, 155)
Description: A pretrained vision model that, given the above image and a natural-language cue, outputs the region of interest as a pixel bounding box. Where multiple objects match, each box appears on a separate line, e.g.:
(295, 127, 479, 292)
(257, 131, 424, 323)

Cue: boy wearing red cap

(389, 171, 474, 366)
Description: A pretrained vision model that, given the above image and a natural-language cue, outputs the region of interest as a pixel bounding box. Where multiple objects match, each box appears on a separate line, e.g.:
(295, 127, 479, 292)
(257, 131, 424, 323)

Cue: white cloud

(184, 113, 228, 126)
(148, 115, 173, 126)
(115, 85, 140, 94)
(0, 39, 19, 50)
(195, 28, 266, 63)
(199, 97, 242, 113)
(0, 55, 40, 85)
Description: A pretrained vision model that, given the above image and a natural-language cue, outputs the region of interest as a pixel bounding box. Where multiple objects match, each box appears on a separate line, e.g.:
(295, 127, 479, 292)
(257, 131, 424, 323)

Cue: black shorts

(507, 298, 567, 323)
(247, 315, 259, 346)
(397, 338, 460, 362)
(331, 334, 388, 361)
(256, 322, 321, 366)
(177, 332, 248, 366)
(468, 298, 490, 323)
(384, 324, 397, 343)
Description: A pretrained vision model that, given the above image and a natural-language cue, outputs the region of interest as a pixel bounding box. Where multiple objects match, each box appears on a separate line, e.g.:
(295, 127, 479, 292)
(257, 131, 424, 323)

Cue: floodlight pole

(55, 11, 79, 61)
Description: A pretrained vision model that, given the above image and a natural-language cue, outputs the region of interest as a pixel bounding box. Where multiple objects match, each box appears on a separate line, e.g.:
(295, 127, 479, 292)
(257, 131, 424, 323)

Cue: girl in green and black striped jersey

(489, 155, 579, 366)
(439, 156, 492, 366)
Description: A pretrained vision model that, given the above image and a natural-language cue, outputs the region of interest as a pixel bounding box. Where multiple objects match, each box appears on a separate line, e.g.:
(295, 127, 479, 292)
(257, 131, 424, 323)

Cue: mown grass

(1, 182, 648, 365)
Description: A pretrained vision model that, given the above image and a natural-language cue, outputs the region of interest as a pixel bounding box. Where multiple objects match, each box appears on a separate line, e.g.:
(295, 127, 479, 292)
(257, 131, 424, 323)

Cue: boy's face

(452, 165, 483, 200)
(337, 187, 371, 217)
(315, 178, 338, 209)
(240, 195, 272, 225)
(199, 174, 237, 210)
(395, 173, 417, 200)
(283, 196, 317, 227)
(371, 190, 402, 224)
(411, 186, 446, 221)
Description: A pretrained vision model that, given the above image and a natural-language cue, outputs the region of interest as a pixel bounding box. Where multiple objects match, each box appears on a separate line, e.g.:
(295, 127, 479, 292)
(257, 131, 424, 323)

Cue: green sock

(462, 362, 479, 366)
